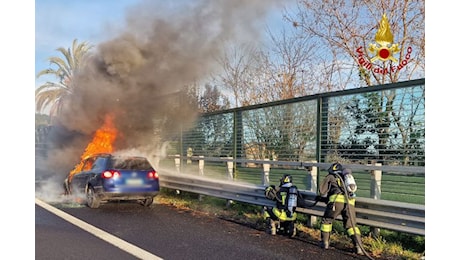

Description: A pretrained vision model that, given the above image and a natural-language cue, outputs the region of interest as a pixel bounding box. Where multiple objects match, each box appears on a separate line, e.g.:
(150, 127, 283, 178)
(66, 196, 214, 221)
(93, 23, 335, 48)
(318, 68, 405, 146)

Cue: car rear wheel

(141, 196, 154, 207)
(86, 186, 101, 209)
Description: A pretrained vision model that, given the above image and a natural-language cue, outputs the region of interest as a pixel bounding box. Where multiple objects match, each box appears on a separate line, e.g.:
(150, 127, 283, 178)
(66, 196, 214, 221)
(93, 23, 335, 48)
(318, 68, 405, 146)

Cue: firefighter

(316, 162, 364, 255)
(264, 174, 307, 237)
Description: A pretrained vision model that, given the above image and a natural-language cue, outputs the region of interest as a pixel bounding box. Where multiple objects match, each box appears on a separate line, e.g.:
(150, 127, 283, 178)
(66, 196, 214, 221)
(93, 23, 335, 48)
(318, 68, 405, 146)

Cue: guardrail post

(305, 161, 318, 192)
(304, 161, 318, 227)
(187, 147, 193, 164)
(174, 154, 181, 194)
(198, 156, 204, 176)
(370, 162, 382, 237)
(174, 154, 181, 173)
(226, 157, 234, 207)
(198, 156, 205, 201)
(370, 163, 382, 200)
(262, 159, 270, 186)
(227, 157, 234, 180)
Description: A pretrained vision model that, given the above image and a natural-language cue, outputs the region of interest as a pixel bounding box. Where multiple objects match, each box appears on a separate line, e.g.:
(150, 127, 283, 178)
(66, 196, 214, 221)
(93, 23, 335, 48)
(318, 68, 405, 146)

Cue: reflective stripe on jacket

(328, 194, 355, 205)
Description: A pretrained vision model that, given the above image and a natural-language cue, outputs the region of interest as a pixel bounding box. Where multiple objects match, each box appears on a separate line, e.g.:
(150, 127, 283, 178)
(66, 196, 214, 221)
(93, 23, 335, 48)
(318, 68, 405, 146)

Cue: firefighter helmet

(328, 162, 343, 174)
(280, 174, 293, 186)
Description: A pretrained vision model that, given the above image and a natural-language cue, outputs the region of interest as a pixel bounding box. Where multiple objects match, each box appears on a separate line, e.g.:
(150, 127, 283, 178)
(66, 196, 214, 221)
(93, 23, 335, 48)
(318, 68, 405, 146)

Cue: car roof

(82, 153, 112, 160)
(111, 155, 149, 161)
(83, 153, 148, 161)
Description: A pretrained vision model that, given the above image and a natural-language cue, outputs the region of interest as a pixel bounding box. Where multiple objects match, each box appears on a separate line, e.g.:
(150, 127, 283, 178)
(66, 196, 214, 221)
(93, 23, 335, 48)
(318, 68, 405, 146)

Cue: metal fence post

(198, 155, 204, 176)
(305, 161, 318, 227)
(262, 159, 270, 186)
(370, 162, 382, 237)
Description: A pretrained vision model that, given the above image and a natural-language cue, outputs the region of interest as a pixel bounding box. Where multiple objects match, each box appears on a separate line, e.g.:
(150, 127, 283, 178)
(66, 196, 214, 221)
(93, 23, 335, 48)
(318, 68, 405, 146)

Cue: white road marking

(35, 198, 163, 260)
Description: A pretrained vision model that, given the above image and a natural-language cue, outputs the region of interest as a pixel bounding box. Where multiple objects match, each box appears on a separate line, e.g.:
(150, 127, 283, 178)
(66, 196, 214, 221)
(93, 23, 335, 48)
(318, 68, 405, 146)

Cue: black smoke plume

(44, 0, 283, 176)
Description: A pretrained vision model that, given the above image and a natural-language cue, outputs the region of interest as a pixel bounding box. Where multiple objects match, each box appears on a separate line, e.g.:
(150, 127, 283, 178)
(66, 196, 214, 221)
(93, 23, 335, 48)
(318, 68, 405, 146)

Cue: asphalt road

(35, 198, 369, 260)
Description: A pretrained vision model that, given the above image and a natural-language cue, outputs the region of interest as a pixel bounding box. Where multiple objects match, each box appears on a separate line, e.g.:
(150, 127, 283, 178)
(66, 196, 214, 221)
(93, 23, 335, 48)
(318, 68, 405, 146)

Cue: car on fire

(64, 153, 160, 208)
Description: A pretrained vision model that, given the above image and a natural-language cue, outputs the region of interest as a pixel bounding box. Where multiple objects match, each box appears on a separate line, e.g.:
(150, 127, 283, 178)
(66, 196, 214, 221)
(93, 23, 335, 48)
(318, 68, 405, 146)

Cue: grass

(155, 188, 425, 260)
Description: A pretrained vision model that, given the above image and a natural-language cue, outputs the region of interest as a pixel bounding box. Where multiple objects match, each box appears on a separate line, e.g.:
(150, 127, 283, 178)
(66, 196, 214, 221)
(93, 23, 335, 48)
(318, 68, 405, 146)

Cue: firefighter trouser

(320, 195, 361, 237)
(264, 207, 297, 221)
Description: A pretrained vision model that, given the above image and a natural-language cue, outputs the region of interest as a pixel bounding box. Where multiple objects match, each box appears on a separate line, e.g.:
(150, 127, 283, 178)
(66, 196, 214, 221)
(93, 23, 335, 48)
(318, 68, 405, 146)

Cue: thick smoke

(44, 0, 283, 177)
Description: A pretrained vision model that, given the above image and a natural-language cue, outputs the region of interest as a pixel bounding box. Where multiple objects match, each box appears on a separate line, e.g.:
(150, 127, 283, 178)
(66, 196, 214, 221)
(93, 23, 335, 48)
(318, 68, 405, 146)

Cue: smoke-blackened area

(38, 0, 282, 200)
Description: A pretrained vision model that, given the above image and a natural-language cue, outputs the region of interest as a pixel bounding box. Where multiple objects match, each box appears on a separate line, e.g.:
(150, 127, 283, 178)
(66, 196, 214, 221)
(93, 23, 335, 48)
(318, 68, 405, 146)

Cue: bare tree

(283, 0, 425, 164)
(198, 83, 231, 112)
(232, 27, 319, 161)
(252, 26, 317, 102)
(286, 0, 425, 86)
(217, 26, 317, 106)
(213, 43, 259, 108)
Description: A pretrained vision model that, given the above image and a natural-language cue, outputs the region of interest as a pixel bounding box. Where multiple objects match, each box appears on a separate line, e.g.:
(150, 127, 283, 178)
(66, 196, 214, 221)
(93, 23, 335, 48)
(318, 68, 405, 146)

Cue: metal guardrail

(34, 151, 424, 236)
(158, 169, 425, 236)
(173, 155, 425, 175)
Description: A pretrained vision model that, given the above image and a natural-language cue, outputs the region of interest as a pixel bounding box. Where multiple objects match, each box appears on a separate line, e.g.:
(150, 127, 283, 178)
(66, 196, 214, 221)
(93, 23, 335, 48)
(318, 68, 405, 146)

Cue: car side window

(82, 157, 96, 171)
(92, 157, 106, 171)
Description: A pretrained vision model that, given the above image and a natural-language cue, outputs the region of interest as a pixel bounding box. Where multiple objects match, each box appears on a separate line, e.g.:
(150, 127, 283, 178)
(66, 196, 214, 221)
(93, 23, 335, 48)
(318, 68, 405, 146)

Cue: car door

(72, 156, 97, 193)
(87, 156, 107, 187)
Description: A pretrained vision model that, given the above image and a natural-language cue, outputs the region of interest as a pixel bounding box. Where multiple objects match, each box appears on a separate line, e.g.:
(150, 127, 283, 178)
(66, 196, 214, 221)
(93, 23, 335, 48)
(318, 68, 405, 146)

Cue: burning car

(64, 153, 160, 208)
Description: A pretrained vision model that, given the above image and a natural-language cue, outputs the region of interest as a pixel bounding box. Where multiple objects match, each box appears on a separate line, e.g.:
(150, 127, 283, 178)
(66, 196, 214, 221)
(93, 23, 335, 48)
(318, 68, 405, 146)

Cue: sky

(28, 0, 460, 256)
(35, 0, 143, 84)
(34, 0, 292, 92)
(32, 0, 301, 201)
(11, 1, 292, 257)
(33, 0, 294, 165)
(0, 0, 452, 257)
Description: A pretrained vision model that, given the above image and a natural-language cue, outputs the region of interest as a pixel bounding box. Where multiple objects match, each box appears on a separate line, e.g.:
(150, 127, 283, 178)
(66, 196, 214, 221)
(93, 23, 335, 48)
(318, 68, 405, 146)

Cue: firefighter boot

(320, 232, 330, 249)
(265, 218, 271, 234)
(351, 235, 364, 255)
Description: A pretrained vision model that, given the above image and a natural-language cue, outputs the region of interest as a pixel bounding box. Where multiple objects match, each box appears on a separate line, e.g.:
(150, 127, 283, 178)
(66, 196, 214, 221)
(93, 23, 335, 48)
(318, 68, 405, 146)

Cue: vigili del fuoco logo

(356, 14, 412, 75)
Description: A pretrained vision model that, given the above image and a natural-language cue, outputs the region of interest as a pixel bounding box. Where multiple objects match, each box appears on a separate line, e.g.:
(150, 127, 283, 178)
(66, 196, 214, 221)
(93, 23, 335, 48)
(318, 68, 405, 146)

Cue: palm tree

(35, 39, 93, 118)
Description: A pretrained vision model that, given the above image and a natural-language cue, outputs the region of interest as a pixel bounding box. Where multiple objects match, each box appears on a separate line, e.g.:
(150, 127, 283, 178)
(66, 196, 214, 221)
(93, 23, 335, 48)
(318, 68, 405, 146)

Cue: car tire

(86, 186, 101, 209)
(141, 196, 154, 207)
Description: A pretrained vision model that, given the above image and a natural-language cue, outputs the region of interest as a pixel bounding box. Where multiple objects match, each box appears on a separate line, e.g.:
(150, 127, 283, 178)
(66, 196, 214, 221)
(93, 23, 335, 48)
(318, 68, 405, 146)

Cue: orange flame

(68, 114, 118, 180)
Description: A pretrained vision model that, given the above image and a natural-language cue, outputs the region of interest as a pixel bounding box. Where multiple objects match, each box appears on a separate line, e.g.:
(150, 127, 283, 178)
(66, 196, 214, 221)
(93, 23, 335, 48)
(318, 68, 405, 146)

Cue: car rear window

(109, 157, 154, 170)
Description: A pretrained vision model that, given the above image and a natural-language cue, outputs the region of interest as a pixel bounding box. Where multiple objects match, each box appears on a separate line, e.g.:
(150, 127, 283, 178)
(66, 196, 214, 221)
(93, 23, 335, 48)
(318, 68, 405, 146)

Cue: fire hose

(300, 174, 375, 259)
(335, 173, 375, 260)
(266, 175, 375, 259)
